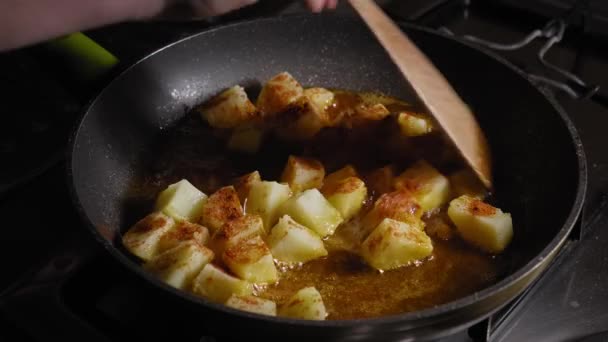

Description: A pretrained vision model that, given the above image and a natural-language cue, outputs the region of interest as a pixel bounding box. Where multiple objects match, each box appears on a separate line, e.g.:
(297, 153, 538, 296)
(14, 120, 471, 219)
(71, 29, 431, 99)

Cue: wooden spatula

(349, 0, 493, 189)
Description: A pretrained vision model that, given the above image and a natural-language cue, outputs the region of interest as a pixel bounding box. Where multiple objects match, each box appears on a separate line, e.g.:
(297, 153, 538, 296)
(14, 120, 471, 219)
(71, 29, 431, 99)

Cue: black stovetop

(1, 1, 608, 341)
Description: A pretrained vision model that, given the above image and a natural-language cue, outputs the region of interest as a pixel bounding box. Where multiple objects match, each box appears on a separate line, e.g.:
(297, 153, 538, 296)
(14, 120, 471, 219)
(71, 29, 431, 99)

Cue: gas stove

(1, 1, 608, 341)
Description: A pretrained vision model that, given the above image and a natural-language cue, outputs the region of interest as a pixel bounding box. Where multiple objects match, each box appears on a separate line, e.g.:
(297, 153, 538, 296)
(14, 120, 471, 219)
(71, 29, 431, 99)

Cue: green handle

(45, 32, 119, 82)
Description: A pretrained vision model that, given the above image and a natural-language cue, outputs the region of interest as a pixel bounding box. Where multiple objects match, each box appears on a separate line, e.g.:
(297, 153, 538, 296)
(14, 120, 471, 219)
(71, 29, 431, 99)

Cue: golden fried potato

(257, 72, 304, 116)
(197, 85, 257, 128)
(361, 190, 423, 236)
(200, 186, 244, 233)
(281, 155, 325, 193)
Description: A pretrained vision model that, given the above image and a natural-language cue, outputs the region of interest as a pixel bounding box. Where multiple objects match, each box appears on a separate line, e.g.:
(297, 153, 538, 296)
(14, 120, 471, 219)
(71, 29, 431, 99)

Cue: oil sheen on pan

(121, 72, 512, 320)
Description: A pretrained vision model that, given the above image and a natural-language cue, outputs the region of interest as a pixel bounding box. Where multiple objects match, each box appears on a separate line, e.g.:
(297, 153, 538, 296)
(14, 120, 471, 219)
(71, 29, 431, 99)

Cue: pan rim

(66, 13, 587, 330)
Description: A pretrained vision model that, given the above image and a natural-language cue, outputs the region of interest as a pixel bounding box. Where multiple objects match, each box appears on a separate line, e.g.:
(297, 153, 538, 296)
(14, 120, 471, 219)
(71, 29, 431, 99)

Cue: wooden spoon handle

(349, 0, 492, 189)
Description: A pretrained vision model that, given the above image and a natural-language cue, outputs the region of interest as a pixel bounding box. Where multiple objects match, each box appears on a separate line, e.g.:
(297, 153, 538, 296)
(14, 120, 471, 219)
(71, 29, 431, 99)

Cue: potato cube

(394, 160, 450, 212)
(359, 92, 404, 107)
(144, 241, 214, 290)
(330, 91, 406, 126)
(257, 72, 304, 116)
(305, 87, 335, 111)
(352, 103, 390, 124)
(267, 215, 328, 263)
(365, 165, 395, 196)
(449, 169, 487, 200)
(278, 287, 327, 320)
(225, 294, 277, 316)
(123, 212, 176, 261)
(324, 177, 367, 221)
(361, 218, 433, 271)
(280, 155, 325, 193)
(447, 195, 513, 253)
(155, 179, 207, 222)
(397, 112, 433, 137)
(192, 264, 253, 303)
(280, 189, 343, 237)
(197, 85, 257, 128)
(361, 190, 423, 236)
(227, 125, 264, 154)
(340, 96, 390, 128)
(157, 220, 210, 253)
(234, 171, 262, 204)
(211, 214, 265, 257)
(246, 181, 292, 231)
(223, 235, 278, 284)
(200, 186, 243, 233)
(283, 88, 335, 138)
(321, 165, 358, 194)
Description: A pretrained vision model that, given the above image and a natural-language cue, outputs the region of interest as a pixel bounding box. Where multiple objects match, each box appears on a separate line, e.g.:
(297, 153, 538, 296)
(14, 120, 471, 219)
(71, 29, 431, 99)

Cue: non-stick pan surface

(69, 14, 586, 341)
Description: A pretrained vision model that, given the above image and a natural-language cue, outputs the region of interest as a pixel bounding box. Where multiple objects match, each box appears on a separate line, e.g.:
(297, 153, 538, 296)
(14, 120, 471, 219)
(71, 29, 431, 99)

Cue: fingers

(306, 0, 324, 12)
(189, 0, 258, 16)
(187, 0, 337, 17)
(306, 0, 339, 13)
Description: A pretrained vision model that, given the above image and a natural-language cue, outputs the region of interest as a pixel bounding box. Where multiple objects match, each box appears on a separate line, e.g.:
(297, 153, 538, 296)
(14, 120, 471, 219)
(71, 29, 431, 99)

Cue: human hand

(305, 0, 339, 12)
(0, 0, 340, 51)
(185, 0, 258, 17)
(185, 0, 339, 16)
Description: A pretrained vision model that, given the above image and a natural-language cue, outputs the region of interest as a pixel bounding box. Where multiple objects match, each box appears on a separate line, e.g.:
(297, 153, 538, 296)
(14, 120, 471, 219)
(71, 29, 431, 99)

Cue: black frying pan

(68, 14, 586, 341)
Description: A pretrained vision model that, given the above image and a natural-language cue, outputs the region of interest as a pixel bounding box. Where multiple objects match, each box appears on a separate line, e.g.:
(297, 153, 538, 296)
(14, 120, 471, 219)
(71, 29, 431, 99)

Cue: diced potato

(122, 212, 176, 261)
(234, 171, 262, 204)
(447, 195, 513, 253)
(338, 93, 390, 128)
(280, 189, 343, 237)
(197, 85, 257, 128)
(394, 160, 450, 212)
(359, 92, 412, 111)
(246, 181, 292, 231)
(397, 112, 433, 137)
(280, 155, 325, 193)
(361, 190, 423, 236)
(449, 169, 487, 200)
(144, 241, 214, 290)
(192, 264, 253, 303)
(157, 220, 210, 253)
(305, 87, 335, 111)
(321, 165, 358, 194)
(324, 177, 367, 221)
(200, 186, 243, 233)
(225, 294, 277, 316)
(267, 215, 328, 263)
(361, 218, 433, 271)
(257, 72, 304, 116)
(282, 88, 335, 138)
(353, 103, 390, 123)
(227, 125, 264, 154)
(223, 235, 278, 284)
(211, 214, 265, 257)
(365, 165, 395, 196)
(155, 179, 207, 222)
(278, 287, 327, 320)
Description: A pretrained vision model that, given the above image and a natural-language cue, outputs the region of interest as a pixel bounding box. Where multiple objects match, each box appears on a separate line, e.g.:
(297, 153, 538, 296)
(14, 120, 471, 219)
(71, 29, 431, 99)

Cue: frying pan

(68, 14, 586, 341)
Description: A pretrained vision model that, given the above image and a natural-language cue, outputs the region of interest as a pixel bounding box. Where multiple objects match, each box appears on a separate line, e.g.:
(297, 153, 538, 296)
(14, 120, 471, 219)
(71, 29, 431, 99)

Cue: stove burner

(437, 0, 607, 103)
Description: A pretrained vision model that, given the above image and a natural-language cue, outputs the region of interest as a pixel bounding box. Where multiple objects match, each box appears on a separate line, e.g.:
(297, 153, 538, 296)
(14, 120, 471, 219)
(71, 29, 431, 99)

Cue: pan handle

(43, 32, 119, 83)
